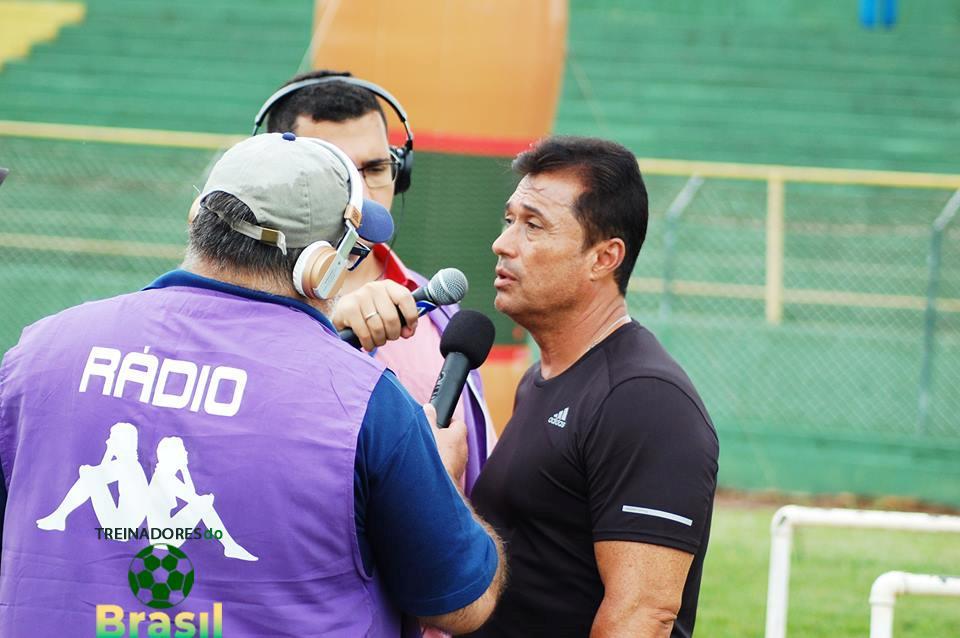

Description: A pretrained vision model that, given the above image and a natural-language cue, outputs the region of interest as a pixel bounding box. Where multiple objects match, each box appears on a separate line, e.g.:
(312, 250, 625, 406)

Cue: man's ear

(590, 237, 626, 281)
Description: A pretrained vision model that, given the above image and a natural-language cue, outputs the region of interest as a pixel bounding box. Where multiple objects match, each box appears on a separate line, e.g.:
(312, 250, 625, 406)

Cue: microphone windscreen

(440, 309, 496, 369)
(358, 198, 394, 243)
(427, 268, 468, 305)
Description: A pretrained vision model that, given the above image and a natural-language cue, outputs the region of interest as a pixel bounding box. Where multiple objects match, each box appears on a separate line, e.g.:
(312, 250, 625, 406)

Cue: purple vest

(0, 285, 401, 636)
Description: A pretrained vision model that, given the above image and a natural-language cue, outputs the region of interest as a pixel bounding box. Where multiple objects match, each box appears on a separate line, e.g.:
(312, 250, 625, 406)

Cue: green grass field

(699, 500, 960, 637)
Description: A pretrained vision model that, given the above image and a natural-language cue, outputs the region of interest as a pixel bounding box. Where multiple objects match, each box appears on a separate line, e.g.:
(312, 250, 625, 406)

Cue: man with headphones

(0, 133, 504, 636)
(253, 70, 497, 495)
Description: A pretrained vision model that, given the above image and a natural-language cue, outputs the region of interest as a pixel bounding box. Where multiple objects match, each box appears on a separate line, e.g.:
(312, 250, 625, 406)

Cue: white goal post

(869, 571, 960, 638)
(764, 505, 960, 638)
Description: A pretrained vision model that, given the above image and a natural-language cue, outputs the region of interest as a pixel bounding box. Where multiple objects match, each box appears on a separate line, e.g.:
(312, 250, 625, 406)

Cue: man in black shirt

(467, 136, 719, 638)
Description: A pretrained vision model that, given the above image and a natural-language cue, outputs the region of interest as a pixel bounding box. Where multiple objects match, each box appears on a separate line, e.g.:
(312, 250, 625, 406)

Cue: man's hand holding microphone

(332, 268, 495, 483)
(332, 267, 468, 351)
(332, 279, 420, 351)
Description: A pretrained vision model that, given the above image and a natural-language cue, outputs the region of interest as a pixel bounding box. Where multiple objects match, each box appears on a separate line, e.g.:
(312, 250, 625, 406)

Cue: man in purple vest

(0, 133, 505, 637)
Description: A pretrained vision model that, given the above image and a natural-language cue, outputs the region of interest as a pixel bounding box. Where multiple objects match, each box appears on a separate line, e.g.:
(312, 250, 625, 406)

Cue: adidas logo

(547, 407, 569, 428)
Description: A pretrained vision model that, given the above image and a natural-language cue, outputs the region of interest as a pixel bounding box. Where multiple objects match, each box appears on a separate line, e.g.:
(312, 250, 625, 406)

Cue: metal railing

(635, 156, 960, 325)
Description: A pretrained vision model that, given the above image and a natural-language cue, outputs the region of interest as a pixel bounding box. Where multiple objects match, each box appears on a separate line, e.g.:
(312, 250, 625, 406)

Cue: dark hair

(266, 69, 387, 134)
(512, 136, 648, 294)
(188, 191, 304, 289)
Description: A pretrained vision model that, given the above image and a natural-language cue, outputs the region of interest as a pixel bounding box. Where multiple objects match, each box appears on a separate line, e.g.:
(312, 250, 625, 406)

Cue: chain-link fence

(0, 132, 522, 354)
(4, 130, 959, 503)
(629, 168, 960, 503)
(0, 135, 219, 352)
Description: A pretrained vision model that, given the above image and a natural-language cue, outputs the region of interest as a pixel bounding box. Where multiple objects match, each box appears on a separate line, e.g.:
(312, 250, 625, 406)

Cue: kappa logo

(37, 421, 257, 562)
(547, 407, 569, 428)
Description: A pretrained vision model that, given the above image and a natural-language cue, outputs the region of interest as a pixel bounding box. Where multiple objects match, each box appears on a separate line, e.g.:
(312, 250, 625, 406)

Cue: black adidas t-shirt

(466, 322, 719, 638)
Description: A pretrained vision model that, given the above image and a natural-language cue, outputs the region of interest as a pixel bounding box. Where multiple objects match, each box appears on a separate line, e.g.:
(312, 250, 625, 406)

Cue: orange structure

(310, 0, 567, 155)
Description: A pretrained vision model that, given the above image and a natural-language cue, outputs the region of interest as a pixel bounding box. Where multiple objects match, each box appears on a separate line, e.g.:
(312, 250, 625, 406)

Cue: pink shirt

(371, 247, 465, 421)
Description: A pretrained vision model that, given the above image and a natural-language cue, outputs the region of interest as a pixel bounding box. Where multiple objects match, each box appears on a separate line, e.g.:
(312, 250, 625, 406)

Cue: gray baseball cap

(200, 133, 393, 253)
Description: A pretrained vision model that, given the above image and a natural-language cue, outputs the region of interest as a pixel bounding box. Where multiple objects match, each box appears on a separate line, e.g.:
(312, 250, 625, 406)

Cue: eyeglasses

(347, 241, 371, 271)
(357, 158, 402, 190)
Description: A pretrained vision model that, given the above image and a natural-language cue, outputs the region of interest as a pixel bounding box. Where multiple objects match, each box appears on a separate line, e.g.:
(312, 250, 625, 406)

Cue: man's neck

(182, 256, 332, 315)
(183, 258, 288, 295)
(533, 293, 630, 380)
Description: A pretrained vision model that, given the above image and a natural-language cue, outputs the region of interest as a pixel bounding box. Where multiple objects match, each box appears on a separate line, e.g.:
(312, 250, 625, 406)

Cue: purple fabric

(0, 285, 401, 636)
(406, 271, 489, 495)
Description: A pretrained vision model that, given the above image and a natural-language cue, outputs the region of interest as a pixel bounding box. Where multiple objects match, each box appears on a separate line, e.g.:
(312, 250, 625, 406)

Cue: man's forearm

(420, 505, 507, 635)
(590, 598, 677, 638)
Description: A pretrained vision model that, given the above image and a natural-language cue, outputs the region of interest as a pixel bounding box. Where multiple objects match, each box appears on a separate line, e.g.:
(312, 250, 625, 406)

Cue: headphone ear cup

(392, 146, 414, 195)
(292, 241, 346, 299)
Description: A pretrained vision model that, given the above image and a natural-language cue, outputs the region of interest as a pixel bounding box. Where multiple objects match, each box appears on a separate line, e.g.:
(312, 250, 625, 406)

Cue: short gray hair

(187, 191, 304, 289)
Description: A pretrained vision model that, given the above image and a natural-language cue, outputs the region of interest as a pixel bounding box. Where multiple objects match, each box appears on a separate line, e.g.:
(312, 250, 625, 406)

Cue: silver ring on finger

(363, 310, 378, 320)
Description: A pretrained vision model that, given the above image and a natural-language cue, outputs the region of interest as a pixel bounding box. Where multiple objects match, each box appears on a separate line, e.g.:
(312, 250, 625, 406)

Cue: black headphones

(252, 75, 415, 194)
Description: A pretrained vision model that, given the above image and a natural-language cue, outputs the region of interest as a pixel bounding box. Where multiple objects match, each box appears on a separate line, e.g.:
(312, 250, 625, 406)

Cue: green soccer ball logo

(128, 544, 195, 609)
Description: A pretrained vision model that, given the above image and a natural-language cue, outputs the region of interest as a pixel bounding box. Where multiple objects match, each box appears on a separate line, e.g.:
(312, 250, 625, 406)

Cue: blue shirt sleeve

(0, 462, 5, 557)
(355, 371, 497, 617)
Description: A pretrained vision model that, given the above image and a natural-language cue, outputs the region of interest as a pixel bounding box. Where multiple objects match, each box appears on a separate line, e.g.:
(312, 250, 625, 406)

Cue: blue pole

(918, 229, 943, 432)
(860, 0, 876, 28)
(882, 0, 898, 28)
(918, 189, 960, 432)
(659, 176, 704, 321)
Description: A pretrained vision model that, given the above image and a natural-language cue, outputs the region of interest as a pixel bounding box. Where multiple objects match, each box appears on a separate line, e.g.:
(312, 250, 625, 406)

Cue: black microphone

(430, 309, 496, 428)
(0, 167, 8, 187)
(339, 268, 469, 349)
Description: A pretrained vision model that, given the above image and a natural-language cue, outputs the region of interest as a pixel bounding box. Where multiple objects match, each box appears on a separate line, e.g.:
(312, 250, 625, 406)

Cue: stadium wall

(2, 0, 959, 506)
